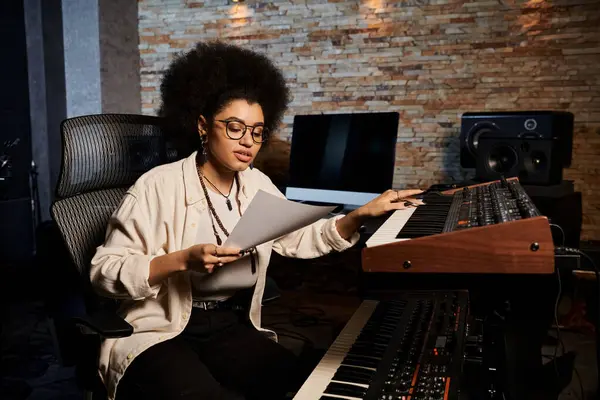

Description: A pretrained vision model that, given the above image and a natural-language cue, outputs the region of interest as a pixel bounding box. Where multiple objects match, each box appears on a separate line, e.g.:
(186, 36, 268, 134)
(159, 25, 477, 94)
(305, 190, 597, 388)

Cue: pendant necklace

(198, 169, 235, 211)
(196, 164, 240, 244)
(196, 165, 256, 273)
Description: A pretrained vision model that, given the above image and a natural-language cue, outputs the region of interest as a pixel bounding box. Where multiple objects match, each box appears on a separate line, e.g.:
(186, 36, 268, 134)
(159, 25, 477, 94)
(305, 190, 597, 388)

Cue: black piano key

(350, 339, 386, 349)
(332, 374, 372, 386)
(365, 320, 398, 329)
(349, 347, 384, 358)
(342, 354, 381, 369)
(353, 338, 388, 346)
(349, 345, 384, 354)
(324, 381, 367, 398)
(396, 200, 452, 239)
(354, 338, 388, 347)
(337, 365, 375, 378)
(333, 366, 375, 385)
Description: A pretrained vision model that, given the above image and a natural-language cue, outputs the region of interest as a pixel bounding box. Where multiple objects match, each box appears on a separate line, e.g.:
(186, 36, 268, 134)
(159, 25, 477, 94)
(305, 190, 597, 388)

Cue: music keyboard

(294, 291, 469, 400)
(367, 178, 543, 248)
(365, 208, 415, 248)
(362, 178, 555, 274)
(293, 300, 379, 400)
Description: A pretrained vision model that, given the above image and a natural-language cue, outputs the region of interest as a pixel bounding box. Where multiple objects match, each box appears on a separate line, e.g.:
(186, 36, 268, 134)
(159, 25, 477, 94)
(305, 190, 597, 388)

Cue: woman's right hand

(185, 244, 242, 273)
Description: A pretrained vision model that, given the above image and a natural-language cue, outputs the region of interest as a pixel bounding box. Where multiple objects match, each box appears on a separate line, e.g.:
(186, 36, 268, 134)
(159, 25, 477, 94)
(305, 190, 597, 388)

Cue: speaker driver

(524, 150, 548, 173)
(487, 144, 518, 174)
(466, 122, 500, 158)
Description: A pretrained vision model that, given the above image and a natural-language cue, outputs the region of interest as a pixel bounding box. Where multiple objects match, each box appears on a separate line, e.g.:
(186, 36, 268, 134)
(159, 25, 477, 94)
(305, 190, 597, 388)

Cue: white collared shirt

(89, 151, 360, 399)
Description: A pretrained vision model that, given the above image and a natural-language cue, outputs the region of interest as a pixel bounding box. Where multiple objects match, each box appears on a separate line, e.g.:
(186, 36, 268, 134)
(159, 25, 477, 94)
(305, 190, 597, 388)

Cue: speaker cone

(466, 122, 500, 157)
(486, 144, 518, 174)
(524, 150, 548, 173)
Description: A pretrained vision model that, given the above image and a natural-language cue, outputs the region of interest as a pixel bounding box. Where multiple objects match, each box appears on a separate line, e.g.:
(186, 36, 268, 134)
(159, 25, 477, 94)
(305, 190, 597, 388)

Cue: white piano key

(315, 395, 361, 400)
(365, 208, 416, 248)
(293, 300, 379, 400)
(330, 380, 369, 389)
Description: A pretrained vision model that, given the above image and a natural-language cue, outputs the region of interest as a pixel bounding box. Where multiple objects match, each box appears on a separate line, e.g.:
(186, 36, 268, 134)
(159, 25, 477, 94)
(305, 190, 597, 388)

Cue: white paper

(223, 190, 336, 250)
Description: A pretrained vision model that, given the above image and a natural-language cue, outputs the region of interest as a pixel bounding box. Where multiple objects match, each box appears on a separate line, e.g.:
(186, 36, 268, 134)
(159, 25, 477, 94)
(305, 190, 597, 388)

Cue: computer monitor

(285, 112, 399, 208)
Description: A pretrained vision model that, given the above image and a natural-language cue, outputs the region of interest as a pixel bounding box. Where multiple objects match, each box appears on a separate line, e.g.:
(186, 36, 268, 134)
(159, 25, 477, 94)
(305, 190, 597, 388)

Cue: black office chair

(50, 113, 178, 399)
(49, 113, 281, 399)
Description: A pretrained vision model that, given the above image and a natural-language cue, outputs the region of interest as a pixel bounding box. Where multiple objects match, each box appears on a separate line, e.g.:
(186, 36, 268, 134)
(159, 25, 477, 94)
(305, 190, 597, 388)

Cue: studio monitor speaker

(476, 137, 563, 185)
(460, 111, 574, 169)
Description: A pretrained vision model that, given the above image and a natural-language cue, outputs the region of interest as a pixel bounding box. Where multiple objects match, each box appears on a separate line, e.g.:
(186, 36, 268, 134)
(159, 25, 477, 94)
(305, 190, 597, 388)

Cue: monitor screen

(286, 112, 399, 207)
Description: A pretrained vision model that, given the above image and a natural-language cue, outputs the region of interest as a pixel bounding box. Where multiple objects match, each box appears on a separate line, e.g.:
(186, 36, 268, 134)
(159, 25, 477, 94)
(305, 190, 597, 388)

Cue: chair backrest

(51, 114, 179, 276)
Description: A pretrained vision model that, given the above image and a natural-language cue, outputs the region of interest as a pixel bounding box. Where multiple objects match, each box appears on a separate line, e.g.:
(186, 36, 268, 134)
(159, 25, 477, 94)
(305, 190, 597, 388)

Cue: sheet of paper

(223, 190, 337, 250)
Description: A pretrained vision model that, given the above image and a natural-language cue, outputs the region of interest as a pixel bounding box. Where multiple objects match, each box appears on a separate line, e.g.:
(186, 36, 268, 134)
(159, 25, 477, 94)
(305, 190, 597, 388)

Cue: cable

(555, 246, 599, 398)
(573, 366, 585, 400)
(553, 267, 563, 379)
(550, 223, 566, 247)
(550, 223, 566, 380)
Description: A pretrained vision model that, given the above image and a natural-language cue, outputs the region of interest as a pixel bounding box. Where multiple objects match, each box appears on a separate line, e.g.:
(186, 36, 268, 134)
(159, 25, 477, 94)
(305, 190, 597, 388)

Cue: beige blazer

(89, 151, 360, 399)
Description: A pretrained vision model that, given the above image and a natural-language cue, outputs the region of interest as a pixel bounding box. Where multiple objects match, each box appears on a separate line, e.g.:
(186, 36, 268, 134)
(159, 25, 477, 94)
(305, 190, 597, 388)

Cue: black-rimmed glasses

(217, 119, 268, 144)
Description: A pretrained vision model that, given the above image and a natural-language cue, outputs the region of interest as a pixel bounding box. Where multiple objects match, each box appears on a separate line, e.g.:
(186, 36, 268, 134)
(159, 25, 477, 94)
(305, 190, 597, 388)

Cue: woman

(90, 41, 422, 400)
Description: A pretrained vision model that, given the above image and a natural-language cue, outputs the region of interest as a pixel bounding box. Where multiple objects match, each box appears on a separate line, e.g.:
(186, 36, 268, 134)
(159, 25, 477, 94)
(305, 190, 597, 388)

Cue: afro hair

(158, 41, 291, 157)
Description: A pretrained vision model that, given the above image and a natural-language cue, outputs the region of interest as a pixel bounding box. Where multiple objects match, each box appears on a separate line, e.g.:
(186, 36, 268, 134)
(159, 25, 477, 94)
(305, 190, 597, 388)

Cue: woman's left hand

(357, 189, 425, 218)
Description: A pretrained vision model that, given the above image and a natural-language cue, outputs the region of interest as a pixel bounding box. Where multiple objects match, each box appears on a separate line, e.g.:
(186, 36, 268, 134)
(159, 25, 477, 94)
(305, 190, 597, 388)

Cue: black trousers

(116, 307, 299, 400)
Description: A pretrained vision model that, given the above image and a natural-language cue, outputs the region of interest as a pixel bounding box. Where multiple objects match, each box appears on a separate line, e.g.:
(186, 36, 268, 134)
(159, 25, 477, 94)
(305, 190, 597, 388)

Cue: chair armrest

(72, 309, 133, 338)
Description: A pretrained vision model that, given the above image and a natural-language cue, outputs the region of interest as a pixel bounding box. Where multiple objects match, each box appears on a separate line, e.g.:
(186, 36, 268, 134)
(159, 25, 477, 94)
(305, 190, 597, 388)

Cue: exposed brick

(139, 0, 600, 240)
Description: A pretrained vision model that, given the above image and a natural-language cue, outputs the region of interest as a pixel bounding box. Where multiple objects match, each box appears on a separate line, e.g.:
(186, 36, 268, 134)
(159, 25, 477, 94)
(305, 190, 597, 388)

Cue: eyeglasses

(217, 119, 268, 144)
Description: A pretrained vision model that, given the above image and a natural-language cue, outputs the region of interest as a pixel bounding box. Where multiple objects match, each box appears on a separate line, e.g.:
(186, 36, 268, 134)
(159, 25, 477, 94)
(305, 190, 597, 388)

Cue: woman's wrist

(335, 208, 368, 240)
(148, 249, 190, 286)
(351, 206, 370, 221)
(176, 248, 191, 272)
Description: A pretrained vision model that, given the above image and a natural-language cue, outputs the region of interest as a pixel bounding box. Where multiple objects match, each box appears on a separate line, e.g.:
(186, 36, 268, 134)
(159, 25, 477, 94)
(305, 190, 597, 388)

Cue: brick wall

(139, 0, 600, 240)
